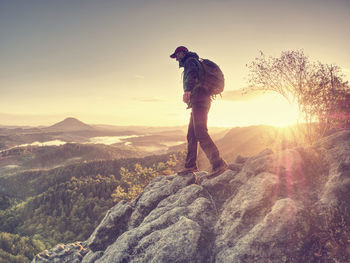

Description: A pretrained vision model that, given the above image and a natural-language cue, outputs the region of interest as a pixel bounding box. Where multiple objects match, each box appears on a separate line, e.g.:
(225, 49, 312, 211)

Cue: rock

(199, 169, 241, 209)
(87, 200, 133, 251)
(235, 154, 249, 164)
(228, 162, 243, 172)
(214, 172, 280, 252)
(88, 173, 196, 252)
(95, 183, 216, 263)
(128, 173, 196, 228)
(33, 130, 350, 263)
(99, 217, 203, 263)
(81, 251, 104, 263)
(215, 198, 309, 262)
(315, 131, 350, 208)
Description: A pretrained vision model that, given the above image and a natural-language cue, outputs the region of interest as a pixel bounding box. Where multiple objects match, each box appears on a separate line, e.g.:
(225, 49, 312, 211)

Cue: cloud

(221, 89, 266, 102)
(132, 97, 165, 102)
(133, 75, 145, 79)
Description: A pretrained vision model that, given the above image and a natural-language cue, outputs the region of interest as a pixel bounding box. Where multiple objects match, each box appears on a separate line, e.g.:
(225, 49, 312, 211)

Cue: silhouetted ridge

(45, 117, 94, 132)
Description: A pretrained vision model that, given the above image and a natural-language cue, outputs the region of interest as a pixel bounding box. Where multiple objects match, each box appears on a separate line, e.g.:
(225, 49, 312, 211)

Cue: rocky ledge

(33, 130, 350, 263)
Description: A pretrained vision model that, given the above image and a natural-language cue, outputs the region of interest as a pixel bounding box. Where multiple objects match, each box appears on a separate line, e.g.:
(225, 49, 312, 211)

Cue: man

(170, 46, 228, 177)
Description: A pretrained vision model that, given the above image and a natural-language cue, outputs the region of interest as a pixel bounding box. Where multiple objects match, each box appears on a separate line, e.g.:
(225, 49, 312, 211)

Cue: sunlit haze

(1, 0, 349, 127)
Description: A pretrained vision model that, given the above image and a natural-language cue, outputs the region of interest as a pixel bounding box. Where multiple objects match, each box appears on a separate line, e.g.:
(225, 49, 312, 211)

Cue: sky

(0, 0, 349, 127)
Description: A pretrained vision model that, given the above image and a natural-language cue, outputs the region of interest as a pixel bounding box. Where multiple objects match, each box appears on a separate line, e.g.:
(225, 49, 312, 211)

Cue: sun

(208, 93, 300, 127)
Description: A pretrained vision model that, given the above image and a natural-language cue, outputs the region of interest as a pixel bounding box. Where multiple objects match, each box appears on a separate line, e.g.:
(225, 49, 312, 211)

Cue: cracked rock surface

(33, 130, 350, 263)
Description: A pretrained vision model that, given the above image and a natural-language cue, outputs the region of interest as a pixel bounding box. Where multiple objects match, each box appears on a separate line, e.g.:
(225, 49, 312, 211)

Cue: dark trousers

(185, 106, 223, 169)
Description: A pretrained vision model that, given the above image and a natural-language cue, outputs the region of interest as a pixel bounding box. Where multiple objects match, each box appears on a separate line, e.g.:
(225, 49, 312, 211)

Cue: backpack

(199, 59, 225, 97)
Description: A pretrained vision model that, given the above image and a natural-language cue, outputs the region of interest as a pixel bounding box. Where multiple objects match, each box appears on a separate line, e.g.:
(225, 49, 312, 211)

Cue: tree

(112, 154, 181, 203)
(245, 50, 349, 143)
(306, 64, 350, 131)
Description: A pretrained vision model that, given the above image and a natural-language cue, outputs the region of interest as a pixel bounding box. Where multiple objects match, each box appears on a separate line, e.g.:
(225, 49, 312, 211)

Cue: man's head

(170, 46, 188, 62)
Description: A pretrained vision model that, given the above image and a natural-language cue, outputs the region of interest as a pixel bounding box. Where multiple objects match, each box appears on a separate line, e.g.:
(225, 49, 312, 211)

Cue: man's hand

(183, 91, 191, 104)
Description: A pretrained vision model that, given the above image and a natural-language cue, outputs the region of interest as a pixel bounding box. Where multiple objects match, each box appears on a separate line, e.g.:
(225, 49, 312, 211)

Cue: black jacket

(180, 52, 211, 108)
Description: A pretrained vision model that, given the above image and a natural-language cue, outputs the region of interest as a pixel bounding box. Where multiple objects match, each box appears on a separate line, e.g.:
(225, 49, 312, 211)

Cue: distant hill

(45, 117, 94, 132)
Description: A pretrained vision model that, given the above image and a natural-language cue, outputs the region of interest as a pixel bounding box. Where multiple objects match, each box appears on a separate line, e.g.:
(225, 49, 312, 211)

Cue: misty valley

(0, 118, 188, 174)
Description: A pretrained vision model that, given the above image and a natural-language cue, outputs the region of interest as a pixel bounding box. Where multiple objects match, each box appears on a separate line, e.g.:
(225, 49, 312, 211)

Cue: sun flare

(208, 93, 300, 128)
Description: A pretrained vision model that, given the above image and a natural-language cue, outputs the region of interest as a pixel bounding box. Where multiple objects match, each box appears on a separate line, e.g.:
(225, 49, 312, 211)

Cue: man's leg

(185, 112, 198, 169)
(192, 106, 225, 169)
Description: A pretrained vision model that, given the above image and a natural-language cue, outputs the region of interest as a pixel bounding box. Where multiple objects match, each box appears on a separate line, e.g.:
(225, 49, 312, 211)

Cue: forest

(0, 151, 185, 262)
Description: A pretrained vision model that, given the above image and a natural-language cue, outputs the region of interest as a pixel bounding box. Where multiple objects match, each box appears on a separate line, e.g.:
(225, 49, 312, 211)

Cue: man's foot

(177, 166, 199, 175)
(208, 161, 228, 179)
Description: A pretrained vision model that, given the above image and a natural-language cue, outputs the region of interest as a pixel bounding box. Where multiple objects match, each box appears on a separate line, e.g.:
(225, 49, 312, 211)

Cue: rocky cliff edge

(32, 130, 350, 263)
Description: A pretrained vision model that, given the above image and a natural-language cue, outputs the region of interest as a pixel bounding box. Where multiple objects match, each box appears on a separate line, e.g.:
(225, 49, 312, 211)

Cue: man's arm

(184, 58, 201, 93)
(183, 91, 191, 103)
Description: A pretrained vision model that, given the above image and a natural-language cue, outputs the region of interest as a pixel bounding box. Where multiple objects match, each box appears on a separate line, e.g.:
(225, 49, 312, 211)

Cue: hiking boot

(208, 161, 228, 178)
(177, 166, 198, 175)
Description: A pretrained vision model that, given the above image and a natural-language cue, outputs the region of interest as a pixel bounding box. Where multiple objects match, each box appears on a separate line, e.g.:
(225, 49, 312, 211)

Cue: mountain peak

(46, 117, 94, 132)
(63, 117, 80, 122)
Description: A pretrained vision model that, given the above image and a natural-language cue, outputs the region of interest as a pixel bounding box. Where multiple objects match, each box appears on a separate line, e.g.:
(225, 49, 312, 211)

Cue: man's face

(175, 51, 186, 62)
